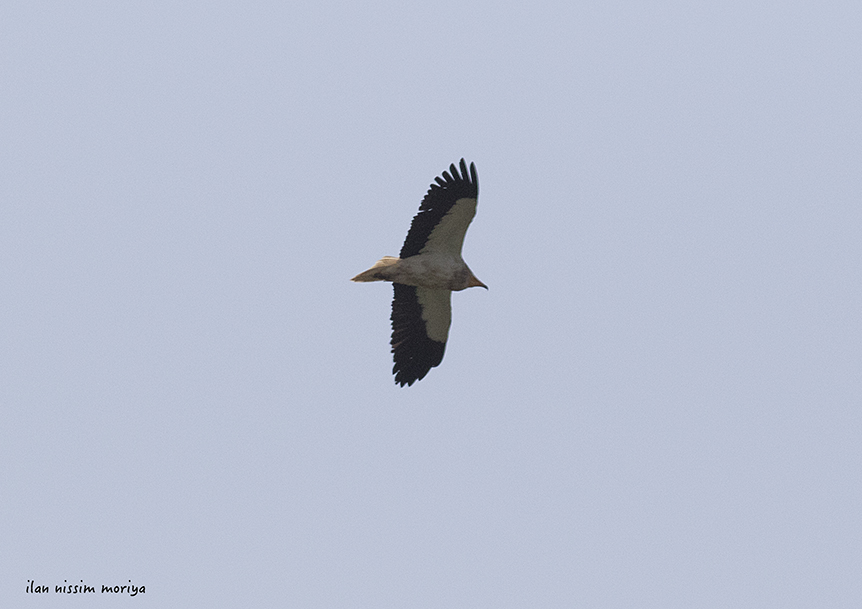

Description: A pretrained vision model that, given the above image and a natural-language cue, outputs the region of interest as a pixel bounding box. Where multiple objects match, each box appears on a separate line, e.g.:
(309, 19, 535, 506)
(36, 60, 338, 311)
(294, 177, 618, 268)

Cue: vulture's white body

(351, 253, 483, 292)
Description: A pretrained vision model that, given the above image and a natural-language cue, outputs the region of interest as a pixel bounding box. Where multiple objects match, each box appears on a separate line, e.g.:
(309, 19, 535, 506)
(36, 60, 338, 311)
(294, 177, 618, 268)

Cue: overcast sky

(2, 1, 861, 607)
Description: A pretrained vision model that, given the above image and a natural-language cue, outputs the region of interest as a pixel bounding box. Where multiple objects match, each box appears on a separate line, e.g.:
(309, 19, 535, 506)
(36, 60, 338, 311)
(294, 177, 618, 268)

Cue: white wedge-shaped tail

(350, 257, 399, 282)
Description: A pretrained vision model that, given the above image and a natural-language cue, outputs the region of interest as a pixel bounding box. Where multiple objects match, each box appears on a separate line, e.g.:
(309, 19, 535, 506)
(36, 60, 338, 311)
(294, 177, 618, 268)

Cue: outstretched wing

(390, 284, 452, 386)
(399, 159, 479, 258)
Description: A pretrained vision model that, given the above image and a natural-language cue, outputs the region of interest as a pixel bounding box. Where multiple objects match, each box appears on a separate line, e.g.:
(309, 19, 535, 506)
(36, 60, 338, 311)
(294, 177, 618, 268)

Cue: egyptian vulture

(352, 159, 486, 386)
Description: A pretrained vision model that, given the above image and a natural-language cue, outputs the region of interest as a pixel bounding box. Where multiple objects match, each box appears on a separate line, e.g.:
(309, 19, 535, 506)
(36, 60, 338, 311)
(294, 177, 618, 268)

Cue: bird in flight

(352, 159, 487, 386)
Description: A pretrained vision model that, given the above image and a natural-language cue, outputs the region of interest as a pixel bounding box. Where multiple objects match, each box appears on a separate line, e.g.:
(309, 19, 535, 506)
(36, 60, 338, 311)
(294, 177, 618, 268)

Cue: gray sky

(2, 1, 860, 607)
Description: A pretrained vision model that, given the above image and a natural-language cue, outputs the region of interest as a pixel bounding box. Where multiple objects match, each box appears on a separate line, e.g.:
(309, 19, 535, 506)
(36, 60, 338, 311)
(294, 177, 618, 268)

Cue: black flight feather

(399, 159, 478, 259)
(390, 283, 446, 387)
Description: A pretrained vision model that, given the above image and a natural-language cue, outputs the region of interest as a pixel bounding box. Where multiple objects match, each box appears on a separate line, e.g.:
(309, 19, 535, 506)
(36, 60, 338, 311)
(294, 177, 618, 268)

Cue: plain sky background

(2, 1, 860, 607)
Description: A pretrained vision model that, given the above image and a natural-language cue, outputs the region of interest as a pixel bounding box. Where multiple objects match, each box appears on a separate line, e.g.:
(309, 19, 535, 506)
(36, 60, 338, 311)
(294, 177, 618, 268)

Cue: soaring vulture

(351, 159, 487, 386)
